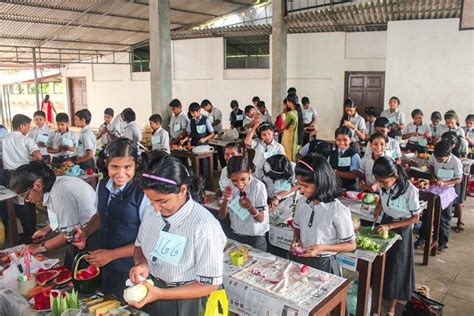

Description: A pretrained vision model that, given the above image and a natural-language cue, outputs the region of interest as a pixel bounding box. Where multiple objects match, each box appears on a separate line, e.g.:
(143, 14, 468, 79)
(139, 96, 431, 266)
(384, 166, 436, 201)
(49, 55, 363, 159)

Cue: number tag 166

(151, 231, 188, 266)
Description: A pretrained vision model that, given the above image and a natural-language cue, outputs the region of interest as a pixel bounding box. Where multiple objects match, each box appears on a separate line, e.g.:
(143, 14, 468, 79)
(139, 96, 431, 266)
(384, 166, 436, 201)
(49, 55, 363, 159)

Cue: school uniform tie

(152, 218, 171, 262)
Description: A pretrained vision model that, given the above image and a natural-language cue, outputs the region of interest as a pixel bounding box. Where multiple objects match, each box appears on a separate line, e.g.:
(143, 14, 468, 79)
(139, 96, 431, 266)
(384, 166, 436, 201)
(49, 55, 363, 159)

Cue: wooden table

(0, 186, 19, 246)
(171, 149, 215, 191)
(311, 280, 350, 315)
(78, 173, 99, 190)
(418, 190, 440, 266)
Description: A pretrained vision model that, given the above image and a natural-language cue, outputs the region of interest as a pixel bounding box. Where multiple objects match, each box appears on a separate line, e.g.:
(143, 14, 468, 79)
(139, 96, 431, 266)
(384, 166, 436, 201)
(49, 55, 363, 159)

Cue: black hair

(411, 109, 423, 118)
(295, 154, 342, 203)
(189, 102, 201, 113)
(339, 112, 351, 127)
(169, 99, 182, 108)
(33, 110, 46, 118)
(301, 96, 310, 105)
(227, 156, 255, 176)
(252, 96, 260, 103)
(374, 117, 390, 129)
(465, 114, 474, 122)
(372, 156, 409, 200)
(286, 94, 304, 145)
(56, 113, 69, 123)
(263, 154, 293, 182)
(104, 108, 114, 116)
(139, 154, 204, 203)
(149, 114, 162, 124)
(244, 105, 255, 114)
(44, 95, 50, 101)
(75, 109, 92, 124)
(10, 160, 56, 194)
(230, 100, 239, 109)
(364, 106, 379, 117)
(12, 114, 31, 130)
(257, 100, 266, 109)
(444, 111, 457, 121)
(335, 126, 352, 138)
(224, 142, 244, 154)
(369, 132, 388, 144)
(434, 141, 452, 158)
(200, 99, 211, 108)
(256, 123, 274, 139)
(287, 87, 296, 94)
(389, 96, 400, 105)
(431, 111, 442, 120)
(105, 137, 140, 161)
(308, 140, 332, 159)
(344, 98, 355, 108)
(122, 108, 136, 123)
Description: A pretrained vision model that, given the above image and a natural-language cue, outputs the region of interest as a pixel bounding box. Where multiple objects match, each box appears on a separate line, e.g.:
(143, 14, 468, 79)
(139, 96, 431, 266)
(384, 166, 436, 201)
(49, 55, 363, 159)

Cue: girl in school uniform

(359, 132, 387, 193)
(73, 138, 151, 299)
(128, 155, 227, 315)
(402, 109, 431, 153)
(260, 154, 298, 210)
(429, 111, 444, 143)
(372, 157, 421, 316)
(219, 156, 269, 251)
(364, 106, 379, 138)
(291, 154, 356, 275)
(381, 96, 406, 140)
(218, 142, 244, 192)
(339, 98, 367, 154)
(329, 126, 361, 191)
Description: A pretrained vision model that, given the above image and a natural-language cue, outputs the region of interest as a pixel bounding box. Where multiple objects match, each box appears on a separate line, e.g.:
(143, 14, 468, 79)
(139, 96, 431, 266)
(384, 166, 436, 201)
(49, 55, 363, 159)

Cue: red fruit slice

(357, 192, 365, 200)
(36, 270, 60, 286)
(54, 270, 72, 285)
(76, 265, 100, 280)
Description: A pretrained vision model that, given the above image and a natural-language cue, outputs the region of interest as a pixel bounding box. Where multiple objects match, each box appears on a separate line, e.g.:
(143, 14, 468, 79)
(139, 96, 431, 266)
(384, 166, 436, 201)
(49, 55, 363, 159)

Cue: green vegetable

(356, 235, 381, 252)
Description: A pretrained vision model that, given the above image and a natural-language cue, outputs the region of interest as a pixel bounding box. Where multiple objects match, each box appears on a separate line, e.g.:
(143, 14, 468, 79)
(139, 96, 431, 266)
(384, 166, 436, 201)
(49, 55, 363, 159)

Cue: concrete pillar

(149, 0, 172, 128)
(271, 0, 287, 116)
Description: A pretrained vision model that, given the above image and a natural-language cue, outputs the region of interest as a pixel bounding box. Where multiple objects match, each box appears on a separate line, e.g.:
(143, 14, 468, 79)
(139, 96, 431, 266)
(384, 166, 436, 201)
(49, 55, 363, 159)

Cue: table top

(170, 149, 214, 157)
(0, 186, 16, 201)
(208, 138, 242, 147)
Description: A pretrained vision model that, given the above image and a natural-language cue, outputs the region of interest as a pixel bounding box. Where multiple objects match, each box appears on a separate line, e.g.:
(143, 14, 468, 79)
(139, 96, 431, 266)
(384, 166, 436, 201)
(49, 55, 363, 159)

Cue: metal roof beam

(169, 7, 219, 17)
(0, 35, 130, 48)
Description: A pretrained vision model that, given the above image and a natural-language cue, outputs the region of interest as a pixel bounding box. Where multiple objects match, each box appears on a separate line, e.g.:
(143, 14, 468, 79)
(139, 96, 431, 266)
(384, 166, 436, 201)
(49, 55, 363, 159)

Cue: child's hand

(239, 196, 252, 209)
(223, 186, 233, 201)
(37, 141, 46, 148)
(376, 224, 390, 233)
(270, 197, 280, 209)
(435, 179, 446, 187)
(411, 131, 418, 137)
(368, 183, 378, 192)
(198, 138, 206, 144)
(424, 131, 430, 138)
(300, 245, 325, 257)
(359, 180, 366, 191)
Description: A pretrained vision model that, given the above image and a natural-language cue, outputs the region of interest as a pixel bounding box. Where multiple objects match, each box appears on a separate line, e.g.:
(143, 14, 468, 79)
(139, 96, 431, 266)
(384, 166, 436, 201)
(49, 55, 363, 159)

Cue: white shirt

(2, 131, 39, 170)
(98, 123, 112, 146)
(293, 198, 355, 256)
(430, 124, 444, 138)
(381, 109, 406, 126)
(366, 120, 376, 136)
(364, 137, 401, 160)
(359, 155, 379, 186)
(438, 125, 465, 138)
(251, 139, 286, 179)
(242, 116, 254, 130)
(124, 122, 142, 144)
(107, 115, 126, 137)
(77, 126, 97, 158)
(169, 112, 190, 140)
(428, 154, 463, 185)
(261, 112, 272, 124)
(219, 167, 231, 192)
(349, 113, 366, 142)
(0, 127, 9, 159)
(302, 106, 317, 125)
(228, 177, 269, 236)
(403, 122, 431, 144)
(151, 127, 170, 153)
(208, 107, 223, 134)
(29, 125, 51, 156)
(136, 197, 226, 285)
(379, 182, 421, 219)
(47, 130, 78, 157)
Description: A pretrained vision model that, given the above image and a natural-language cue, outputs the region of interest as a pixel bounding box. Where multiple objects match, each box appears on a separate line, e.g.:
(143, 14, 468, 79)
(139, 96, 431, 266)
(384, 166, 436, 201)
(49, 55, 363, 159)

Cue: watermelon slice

(36, 270, 60, 286)
(54, 270, 72, 285)
(76, 266, 99, 280)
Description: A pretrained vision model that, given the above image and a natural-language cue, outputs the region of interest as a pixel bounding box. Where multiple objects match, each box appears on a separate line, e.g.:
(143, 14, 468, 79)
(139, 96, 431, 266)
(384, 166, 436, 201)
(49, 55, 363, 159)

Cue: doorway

(69, 77, 88, 121)
(344, 72, 385, 116)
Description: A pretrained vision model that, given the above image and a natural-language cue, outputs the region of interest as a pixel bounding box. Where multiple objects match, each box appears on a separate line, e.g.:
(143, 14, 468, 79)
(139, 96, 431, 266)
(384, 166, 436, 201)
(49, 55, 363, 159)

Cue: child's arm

(300, 240, 356, 257)
(335, 169, 358, 180)
(199, 131, 215, 144)
(377, 213, 419, 232)
(244, 123, 258, 148)
(76, 149, 94, 164)
(218, 187, 232, 220)
(86, 244, 136, 268)
(31, 149, 42, 160)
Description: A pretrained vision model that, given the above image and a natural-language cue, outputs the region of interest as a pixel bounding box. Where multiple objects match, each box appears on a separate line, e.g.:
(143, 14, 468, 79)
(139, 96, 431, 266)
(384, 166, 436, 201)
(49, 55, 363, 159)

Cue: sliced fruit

(36, 270, 60, 286)
(27, 284, 54, 299)
(76, 265, 100, 280)
(54, 270, 72, 285)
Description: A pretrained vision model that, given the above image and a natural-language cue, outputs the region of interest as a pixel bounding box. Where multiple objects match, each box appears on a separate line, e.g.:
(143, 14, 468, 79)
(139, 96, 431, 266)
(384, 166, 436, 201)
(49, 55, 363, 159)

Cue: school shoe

(414, 238, 425, 249)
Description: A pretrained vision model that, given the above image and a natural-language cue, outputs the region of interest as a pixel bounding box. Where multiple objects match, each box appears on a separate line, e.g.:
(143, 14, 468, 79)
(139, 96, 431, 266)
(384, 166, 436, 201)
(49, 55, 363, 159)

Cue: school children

(29, 110, 51, 161)
(108, 108, 128, 139)
(462, 114, 474, 155)
(123, 108, 142, 144)
(168, 99, 189, 144)
(402, 109, 431, 153)
(201, 99, 223, 135)
(252, 96, 260, 107)
(372, 157, 421, 315)
(291, 155, 355, 275)
(298, 139, 332, 159)
(73, 138, 151, 299)
(257, 101, 272, 124)
(3, 114, 42, 243)
(96, 108, 114, 147)
(128, 156, 226, 315)
(301, 97, 317, 129)
(359, 132, 387, 193)
(245, 122, 285, 179)
(260, 154, 297, 209)
(242, 105, 258, 131)
(340, 99, 367, 153)
(364, 117, 402, 160)
(329, 126, 361, 191)
(47, 113, 77, 165)
(364, 106, 379, 137)
(429, 111, 443, 143)
(73, 109, 97, 170)
(439, 111, 465, 138)
(218, 142, 244, 192)
(219, 156, 269, 251)
(381, 96, 406, 140)
(149, 114, 170, 154)
(229, 100, 244, 129)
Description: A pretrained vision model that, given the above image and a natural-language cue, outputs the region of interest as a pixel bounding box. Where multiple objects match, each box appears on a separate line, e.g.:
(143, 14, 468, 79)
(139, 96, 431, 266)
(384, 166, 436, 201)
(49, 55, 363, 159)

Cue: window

(132, 43, 150, 72)
(224, 36, 270, 69)
(53, 82, 63, 94)
(28, 83, 51, 95)
(8, 84, 24, 94)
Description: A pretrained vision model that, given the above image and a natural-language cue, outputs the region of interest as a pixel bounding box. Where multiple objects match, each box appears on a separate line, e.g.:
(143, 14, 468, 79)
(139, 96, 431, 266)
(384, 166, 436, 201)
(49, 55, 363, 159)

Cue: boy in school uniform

(3, 114, 42, 243)
(73, 109, 96, 170)
(243, 105, 257, 131)
(252, 96, 260, 107)
(29, 110, 51, 162)
(149, 114, 170, 154)
(301, 97, 317, 129)
(123, 108, 142, 144)
(364, 106, 379, 137)
(229, 100, 244, 129)
(365, 117, 402, 160)
(96, 107, 114, 147)
(168, 99, 189, 144)
(107, 108, 128, 139)
(47, 113, 77, 165)
(257, 101, 272, 124)
(201, 99, 226, 168)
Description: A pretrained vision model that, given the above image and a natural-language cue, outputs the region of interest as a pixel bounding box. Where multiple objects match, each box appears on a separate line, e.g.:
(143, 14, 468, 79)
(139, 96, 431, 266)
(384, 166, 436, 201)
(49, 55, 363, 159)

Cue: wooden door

(69, 77, 88, 118)
(344, 72, 385, 116)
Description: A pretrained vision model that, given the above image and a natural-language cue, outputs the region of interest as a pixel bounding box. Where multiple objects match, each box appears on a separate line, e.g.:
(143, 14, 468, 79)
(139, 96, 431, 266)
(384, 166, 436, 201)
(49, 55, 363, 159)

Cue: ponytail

(372, 156, 409, 199)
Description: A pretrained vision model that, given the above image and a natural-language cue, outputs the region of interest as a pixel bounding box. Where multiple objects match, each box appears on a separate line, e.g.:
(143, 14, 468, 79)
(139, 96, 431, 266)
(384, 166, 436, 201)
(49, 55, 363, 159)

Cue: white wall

(385, 19, 474, 124)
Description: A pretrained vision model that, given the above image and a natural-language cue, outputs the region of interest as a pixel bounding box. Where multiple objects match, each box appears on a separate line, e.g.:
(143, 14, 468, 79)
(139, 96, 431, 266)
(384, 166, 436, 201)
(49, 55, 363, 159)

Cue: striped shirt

(359, 154, 386, 186)
(151, 127, 170, 153)
(47, 130, 77, 157)
(2, 131, 39, 170)
(169, 112, 189, 140)
(378, 182, 421, 219)
(43, 176, 97, 228)
(77, 126, 97, 158)
(136, 197, 226, 285)
(364, 137, 401, 160)
(403, 122, 431, 144)
(251, 139, 286, 179)
(228, 177, 269, 236)
(29, 125, 51, 156)
(293, 198, 355, 256)
(124, 122, 142, 144)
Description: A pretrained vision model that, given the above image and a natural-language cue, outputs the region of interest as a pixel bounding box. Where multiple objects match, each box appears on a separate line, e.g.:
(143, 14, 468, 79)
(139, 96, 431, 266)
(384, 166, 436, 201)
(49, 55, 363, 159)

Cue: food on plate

(123, 279, 154, 303)
(410, 177, 430, 189)
(362, 193, 378, 205)
(88, 299, 121, 315)
(27, 284, 54, 299)
(54, 269, 72, 285)
(36, 270, 61, 286)
(356, 235, 381, 252)
(32, 290, 52, 311)
(417, 152, 430, 160)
